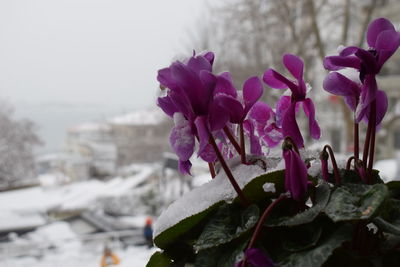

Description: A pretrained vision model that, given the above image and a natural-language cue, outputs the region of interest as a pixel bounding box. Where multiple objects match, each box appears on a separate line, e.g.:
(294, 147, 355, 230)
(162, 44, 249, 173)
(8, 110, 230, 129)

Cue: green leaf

(146, 251, 172, 267)
(278, 224, 353, 267)
(339, 169, 383, 184)
(373, 199, 400, 235)
(282, 222, 323, 252)
(194, 204, 259, 251)
(241, 170, 285, 203)
(154, 201, 224, 249)
(266, 182, 330, 226)
(194, 237, 249, 267)
(325, 184, 388, 222)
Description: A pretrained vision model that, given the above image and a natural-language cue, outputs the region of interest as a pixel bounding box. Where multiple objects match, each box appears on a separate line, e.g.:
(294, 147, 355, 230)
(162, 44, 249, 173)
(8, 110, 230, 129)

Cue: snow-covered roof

(0, 212, 46, 232)
(0, 164, 155, 214)
(68, 122, 110, 133)
(109, 109, 166, 126)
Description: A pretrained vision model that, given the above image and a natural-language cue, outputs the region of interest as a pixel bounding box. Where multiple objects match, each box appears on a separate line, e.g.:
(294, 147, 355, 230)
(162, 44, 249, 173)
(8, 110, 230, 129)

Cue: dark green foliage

(194, 204, 259, 250)
(149, 169, 400, 266)
(325, 183, 388, 222)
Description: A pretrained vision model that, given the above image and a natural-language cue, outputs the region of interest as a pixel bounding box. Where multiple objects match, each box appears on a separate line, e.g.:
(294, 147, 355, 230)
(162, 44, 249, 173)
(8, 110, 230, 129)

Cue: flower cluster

(154, 17, 400, 267)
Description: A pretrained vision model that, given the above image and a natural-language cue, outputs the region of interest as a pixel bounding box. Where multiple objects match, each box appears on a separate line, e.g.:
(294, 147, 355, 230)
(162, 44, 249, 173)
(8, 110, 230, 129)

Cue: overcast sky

(0, 0, 208, 153)
(0, 0, 205, 109)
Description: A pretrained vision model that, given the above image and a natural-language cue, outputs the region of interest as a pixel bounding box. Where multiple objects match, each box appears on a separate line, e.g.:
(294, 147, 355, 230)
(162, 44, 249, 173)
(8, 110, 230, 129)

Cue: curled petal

(157, 67, 178, 89)
(282, 103, 304, 148)
(356, 75, 378, 122)
(170, 113, 195, 161)
(339, 46, 359, 56)
(214, 74, 237, 97)
(261, 124, 283, 147)
(365, 89, 388, 126)
(214, 94, 244, 123)
(302, 98, 321, 140)
(249, 101, 274, 124)
(243, 120, 262, 155)
(202, 51, 215, 65)
(243, 76, 264, 115)
(199, 143, 217, 162)
(209, 102, 230, 132)
(367, 17, 395, 48)
(263, 69, 288, 89)
(194, 116, 210, 156)
(171, 62, 210, 114)
(187, 55, 212, 74)
(376, 30, 400, 68)
(283, 53, 304, 81)
(323, 56, 360, 71)
(169, 89, 194, 121)
(276, 95, 291, 127)
(157, 95, 178, 117)
(178, 160, 192, 175)
(323, 72, 361, 97)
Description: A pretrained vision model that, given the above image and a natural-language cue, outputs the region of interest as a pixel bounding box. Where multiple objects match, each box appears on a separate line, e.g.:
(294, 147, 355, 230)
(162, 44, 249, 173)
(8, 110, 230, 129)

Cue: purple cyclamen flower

(213, 75, 264, 125)
(235, 248, 275, 267)
(157, 51, 228, 174)
(263, 54, 320, 148)
(247, 101, 283, 149)
(282, 141, 308, 201)
(323, 18, 400, 124)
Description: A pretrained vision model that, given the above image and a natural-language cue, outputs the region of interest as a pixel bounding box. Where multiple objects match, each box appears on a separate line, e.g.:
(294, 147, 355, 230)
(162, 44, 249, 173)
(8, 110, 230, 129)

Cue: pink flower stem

(223, 126, 242, 155)
(367, 100, 376, 184)
(346, 156, 355, 171)
(208, 162, 216, 178)
(239, 123, 246, 164)
(354, 122, 359, 161)
(209, 135, 249, 206)
(241, 194, 288, 267)
(362, 116, 373, 169)
(323, 145, 341, 184)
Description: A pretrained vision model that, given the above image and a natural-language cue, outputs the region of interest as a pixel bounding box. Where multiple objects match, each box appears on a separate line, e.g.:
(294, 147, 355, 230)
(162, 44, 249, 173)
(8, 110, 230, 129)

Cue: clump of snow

(154, 159, 284, 237)
(263, 183, 276, 193)
(375, 159, 398, 182)
(28, 221, 77, 244)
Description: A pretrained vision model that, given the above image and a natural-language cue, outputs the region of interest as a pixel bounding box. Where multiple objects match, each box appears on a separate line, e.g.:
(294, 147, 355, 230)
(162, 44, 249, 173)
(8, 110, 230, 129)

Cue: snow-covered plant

(147, 18, 400, 267)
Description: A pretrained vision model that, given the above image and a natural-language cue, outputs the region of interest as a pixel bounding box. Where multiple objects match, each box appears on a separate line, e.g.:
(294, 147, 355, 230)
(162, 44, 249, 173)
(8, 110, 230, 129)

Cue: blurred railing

(0, 228, 145, 259)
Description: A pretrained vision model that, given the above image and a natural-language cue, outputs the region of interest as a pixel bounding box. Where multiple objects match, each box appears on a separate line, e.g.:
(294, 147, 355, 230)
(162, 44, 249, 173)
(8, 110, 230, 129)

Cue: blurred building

(64, 123, 117, 179)
(108, 109, 172, 166)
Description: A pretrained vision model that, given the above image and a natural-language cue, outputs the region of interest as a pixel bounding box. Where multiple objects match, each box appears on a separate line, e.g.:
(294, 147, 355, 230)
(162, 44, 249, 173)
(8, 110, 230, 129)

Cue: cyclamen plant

(148, 18, 400, 267)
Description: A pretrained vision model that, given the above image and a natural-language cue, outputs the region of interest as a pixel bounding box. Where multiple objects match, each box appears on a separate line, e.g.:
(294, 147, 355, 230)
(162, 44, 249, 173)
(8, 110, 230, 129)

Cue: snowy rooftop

(109, 109, 166, 126)
(0, 164, 156, 216)
(68, 122, 111, 133)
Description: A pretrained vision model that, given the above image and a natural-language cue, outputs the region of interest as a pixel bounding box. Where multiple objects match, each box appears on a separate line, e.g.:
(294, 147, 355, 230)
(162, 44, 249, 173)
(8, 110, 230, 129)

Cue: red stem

(223, 126, 242, 155)
(346, 156, 355, 171)
(239, 123, 246, 164)
(367, 100, 376, 184)
(323, 145, 341, 184)
(362, 117, 373, 169)
(354, 122, 359, 161)
(209, 135, 249, 206)
(242, 194, 288, 267)
(208, 162, 216, 178)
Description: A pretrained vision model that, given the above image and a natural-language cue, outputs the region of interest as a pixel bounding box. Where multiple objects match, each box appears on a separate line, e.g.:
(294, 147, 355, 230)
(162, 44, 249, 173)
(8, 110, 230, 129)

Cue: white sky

(0, 0, 205, 109)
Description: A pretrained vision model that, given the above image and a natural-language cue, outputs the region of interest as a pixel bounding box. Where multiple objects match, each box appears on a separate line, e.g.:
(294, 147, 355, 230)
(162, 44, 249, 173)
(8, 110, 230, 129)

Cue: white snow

(154, 159, 283, 237)
(375, 159, 398, 182)
(0, 164, 155, 214)
(0, 212, 46, 232)
(109, 109, 165, 125)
